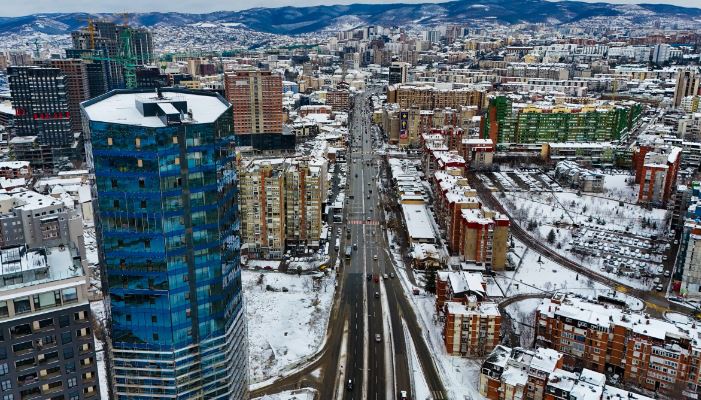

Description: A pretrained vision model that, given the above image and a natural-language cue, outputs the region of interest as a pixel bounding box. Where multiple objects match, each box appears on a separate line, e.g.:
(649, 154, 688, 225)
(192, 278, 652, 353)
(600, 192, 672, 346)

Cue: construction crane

(76, 17, 96, 49)
(117, 13, 137, 89)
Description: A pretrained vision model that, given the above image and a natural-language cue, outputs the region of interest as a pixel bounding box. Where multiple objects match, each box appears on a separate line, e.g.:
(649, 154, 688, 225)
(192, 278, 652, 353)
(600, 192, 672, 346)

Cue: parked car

(375, 334, 382, 342)
(656, 284, 664, 292)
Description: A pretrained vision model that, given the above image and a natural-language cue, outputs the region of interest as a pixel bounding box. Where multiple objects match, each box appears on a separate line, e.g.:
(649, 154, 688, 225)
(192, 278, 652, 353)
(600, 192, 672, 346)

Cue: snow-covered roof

(401, 204, 436, 241)
(83, 90, 229, 127)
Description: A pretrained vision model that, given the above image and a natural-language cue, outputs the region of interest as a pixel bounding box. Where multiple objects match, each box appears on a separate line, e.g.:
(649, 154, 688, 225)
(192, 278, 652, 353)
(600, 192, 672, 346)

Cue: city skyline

(0, 0, 699, 17)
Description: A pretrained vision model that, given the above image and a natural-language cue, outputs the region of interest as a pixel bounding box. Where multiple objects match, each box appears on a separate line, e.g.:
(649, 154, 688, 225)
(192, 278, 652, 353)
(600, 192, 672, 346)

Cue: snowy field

(500, 188, 671, 288)
(499, 239, 644, 310)
(243, 270, 336, 383)
(252, 388, 317, 400)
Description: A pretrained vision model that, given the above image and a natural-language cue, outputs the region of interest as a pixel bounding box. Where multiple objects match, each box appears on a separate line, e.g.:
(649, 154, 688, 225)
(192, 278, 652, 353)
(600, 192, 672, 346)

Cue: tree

(547, 229, 556, 244)
(424, 269, 437, 294)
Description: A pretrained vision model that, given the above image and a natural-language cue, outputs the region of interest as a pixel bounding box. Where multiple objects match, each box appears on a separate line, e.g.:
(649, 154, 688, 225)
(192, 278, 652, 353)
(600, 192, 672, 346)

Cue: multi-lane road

(250, 89, 447, 400)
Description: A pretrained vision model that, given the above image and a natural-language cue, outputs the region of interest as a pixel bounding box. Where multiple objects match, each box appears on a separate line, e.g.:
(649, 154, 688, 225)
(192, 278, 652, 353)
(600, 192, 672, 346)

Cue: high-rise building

(8, 66, 75, 166)
(238, 158, 327, 258)
(388, 62, 408, 85)
(224, 69, 283, 134)
(82, 88, 248, 399)
(0, 243, 101, 400)
(71, 22, 155, 91)
(674, 68, 700, 108)
(46, 60, 91, 133)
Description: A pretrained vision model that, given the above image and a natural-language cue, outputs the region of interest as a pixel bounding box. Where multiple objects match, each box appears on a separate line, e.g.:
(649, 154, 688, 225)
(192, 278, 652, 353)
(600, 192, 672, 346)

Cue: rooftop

(82, 89, 229, 127)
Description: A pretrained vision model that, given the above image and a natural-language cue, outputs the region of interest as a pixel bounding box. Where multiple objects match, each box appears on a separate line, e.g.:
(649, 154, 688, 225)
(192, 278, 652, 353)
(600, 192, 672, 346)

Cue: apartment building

(0, 244, 100, 400)
(432, 170, 510, 269)
(461, 138, 494, 171)
(238, 160, 286, 259)
(239, 158, 327, 258)
(325, 89, 350, 112)
(0, 191, 84, 252)
(479, 345, 653, 400)
(482, 96, 643, 147)
(541, 142, 616, 168)
(674, 68, 700, 108)
(46, 59, 90, 134)
(386, 84, 486, 110)
(536, 294, 701, 398)
(554, 160, 605, 193)
(636, 146, 681, 206)
(224, 69, 283, 134)
(0, 162, 31, 180)
(444, 301, 500, 357)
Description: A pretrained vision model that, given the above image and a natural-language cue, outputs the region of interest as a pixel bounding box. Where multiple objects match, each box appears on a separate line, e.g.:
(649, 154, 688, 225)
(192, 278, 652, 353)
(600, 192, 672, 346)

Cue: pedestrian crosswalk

(348, 219, 379, 225)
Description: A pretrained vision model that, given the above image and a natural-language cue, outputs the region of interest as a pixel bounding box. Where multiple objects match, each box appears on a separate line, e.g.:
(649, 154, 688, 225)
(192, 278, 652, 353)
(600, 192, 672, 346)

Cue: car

(347, 379, 354, 391)
(373, 255, 378, 260)
(664, 270, 671, 277)
(374, 275, 379, 283)
(390, 272, 395, 279)
(375, 292, 380, 298)
(353, 243, 358, 250)
(383, 273, 389, 279)
(367, 273, 372, 280)
(355, 173, 358, 177)
(367, 217, 371, 221)
(656, 284, 664, 292)
(369, 189, 372, 194)
(367, 195, 370, 199)
(375, 334, 382, 342)
(399, 391, 408, 400)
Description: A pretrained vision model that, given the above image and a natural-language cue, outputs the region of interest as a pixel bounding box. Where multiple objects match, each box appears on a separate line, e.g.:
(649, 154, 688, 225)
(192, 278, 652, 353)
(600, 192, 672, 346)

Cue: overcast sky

(1, 0, 699, 17)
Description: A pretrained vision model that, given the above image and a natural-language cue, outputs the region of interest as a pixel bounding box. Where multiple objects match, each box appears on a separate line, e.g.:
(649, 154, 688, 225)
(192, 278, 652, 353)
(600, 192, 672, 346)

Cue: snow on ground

(504, 298, 542, 348)
(403, 320, 431, 400)
(497, 239, 644, 311)
(387, 233, 484, 400)
(252, 388, 318, 400)
(602, 173, 638, 203)
(243, 270, 336, 383)
(500, 189, 670, 289)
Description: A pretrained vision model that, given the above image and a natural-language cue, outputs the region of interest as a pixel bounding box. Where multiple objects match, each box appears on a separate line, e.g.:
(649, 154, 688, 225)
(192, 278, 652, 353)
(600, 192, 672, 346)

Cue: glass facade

(83, 89, 247, 400)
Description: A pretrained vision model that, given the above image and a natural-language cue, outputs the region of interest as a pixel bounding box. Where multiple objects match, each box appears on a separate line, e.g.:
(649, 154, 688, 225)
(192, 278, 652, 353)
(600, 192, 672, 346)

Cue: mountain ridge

(0, 0, 699, 36)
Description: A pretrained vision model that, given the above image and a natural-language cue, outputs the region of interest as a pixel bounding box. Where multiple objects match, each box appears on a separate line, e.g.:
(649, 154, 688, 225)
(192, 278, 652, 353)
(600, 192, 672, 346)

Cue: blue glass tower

(82, 88, 247, 399)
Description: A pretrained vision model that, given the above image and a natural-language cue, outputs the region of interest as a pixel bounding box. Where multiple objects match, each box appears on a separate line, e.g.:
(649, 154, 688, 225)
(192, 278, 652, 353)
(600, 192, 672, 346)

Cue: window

(61, 332, 72, 345)
(137, 159, 143, 168)
(113, 200, 120, 209)
(3, 394, 12, 400)
(0, 363, 8, 375)
(135, 138, 141, 148)
(62, 288, 78, 304)
(139, 178, 145, 188)
(1, 380, 11, 391)
(172, 136, 178, 144)
(153, 333, 159, 341)
(175, 157, 180, 165)
(111, 179, 118, 188)
(140, 200, 147, 209)
(151, 316, 157, 323)
(58, 315, 70, 328)
(64, 347, 74, 359)
(67, 377, 77, 388)
(0, 302, 7, 319)
(13, 297, 30, 315)
(107, 137, 113, 146)
(144, 239, 151, 249)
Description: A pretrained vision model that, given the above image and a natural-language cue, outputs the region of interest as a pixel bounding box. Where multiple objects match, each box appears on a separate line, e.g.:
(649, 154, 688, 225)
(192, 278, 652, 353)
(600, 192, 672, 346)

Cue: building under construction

(69, 19, 154, 95)
(482, 96, 643, 148)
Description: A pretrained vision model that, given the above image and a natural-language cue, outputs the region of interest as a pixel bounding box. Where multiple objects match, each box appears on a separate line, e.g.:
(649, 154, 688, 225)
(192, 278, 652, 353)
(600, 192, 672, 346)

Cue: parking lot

(567, 226, 672, 291)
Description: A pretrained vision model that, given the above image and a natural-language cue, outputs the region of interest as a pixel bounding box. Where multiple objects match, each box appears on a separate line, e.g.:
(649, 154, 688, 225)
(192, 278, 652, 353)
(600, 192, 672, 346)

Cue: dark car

(366, 273, 372, 280)
(347, 379, 354, 391)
